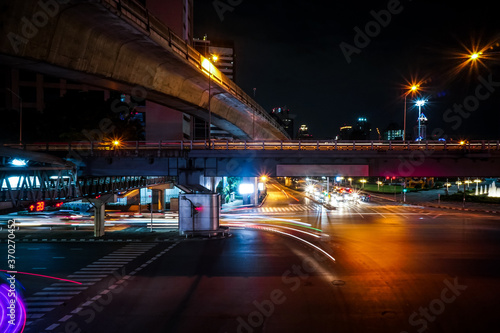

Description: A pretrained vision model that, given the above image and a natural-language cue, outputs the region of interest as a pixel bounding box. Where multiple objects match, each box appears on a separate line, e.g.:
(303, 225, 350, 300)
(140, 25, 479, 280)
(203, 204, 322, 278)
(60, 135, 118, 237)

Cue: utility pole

(252, 88, 256, 139)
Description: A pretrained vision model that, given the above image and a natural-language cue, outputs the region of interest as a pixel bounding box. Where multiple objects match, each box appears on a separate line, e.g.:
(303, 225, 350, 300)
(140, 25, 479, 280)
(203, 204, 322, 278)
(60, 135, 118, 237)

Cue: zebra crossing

(244, 204, 321, 214)
(236, 203, 474, 219)
(23, 242, 177, 330)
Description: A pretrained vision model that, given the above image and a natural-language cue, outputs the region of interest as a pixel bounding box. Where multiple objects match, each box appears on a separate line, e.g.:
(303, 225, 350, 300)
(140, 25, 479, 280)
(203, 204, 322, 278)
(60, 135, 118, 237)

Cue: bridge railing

(99, 0, 289, 139)
(5, 140, 500, 154)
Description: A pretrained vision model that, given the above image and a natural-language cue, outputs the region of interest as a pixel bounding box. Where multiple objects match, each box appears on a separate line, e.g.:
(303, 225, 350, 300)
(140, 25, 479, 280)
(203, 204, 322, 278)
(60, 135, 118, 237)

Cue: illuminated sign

(239, 183, 255, 194)
(28, 201, 45, 212)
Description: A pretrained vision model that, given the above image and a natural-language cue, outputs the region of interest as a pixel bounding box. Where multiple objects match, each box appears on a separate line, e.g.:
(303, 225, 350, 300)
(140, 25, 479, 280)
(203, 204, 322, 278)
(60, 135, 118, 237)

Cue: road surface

(1, 180, 499, 332)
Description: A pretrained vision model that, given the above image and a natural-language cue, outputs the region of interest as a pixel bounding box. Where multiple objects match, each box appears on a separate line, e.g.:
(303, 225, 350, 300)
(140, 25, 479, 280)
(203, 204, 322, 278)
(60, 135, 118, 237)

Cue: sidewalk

(375, 188, 500, 214)
(221, 199, 253, 211)
(409, 199, 500, 213)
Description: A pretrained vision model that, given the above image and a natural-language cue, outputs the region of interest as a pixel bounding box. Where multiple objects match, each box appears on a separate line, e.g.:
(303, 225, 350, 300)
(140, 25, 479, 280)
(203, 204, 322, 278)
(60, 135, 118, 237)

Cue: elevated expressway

(0, 0, 289, 140)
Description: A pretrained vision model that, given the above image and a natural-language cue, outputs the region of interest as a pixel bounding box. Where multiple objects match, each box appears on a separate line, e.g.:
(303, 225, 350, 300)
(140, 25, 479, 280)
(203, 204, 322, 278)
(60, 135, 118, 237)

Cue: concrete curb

(402, 202, 499, 214)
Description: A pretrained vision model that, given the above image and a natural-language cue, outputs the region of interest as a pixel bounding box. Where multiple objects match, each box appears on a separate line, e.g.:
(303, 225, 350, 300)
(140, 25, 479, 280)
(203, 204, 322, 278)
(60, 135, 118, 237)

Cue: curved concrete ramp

(0, 0, 289, 140)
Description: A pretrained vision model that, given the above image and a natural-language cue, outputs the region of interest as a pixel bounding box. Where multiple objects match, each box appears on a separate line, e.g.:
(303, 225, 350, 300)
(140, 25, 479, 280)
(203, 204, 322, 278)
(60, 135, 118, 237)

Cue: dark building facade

(270, 107, 294, 139)
(338, 117, 371, 140)
(297, 124, 312, 140)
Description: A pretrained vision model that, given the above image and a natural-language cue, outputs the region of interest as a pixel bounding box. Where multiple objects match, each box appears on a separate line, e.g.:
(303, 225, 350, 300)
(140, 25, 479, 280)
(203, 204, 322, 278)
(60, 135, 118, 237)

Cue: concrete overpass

(0, 0, 289, 140)
(3, 140, 499, 235)
(5, 140, 500, 178)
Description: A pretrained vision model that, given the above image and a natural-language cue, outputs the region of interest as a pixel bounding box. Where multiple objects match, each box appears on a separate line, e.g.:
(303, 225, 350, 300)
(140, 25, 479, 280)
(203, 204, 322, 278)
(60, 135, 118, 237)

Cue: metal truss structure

(0, 147, 171, 212)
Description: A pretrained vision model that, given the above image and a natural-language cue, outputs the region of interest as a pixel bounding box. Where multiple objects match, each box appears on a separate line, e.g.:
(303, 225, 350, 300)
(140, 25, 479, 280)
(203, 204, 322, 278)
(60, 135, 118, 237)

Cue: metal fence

(4, 140, 500, 154)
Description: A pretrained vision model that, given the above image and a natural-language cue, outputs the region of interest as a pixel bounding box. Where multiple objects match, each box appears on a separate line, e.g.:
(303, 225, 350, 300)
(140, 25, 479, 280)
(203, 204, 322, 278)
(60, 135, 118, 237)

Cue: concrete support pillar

(178, 169, 202, 187)
(213, 176, 223, 192)
(210, 177, 215, 192)
(91, 200, 106, 237)
(201, 176, 222, 192)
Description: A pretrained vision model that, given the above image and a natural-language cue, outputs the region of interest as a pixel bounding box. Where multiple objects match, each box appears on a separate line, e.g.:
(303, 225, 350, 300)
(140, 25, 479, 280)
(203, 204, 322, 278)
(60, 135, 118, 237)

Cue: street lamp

(360, 179, 367, 189)
(202, 55, 218, 142)
(6, 88, 22, 144)
(403, 84, 419, 141)
(415, 99, 426, 141)
(444, 182, 451, 195)
(452, 44, 492, 76)
(470, 52, 481, 60)
(455, 179, 467, 208)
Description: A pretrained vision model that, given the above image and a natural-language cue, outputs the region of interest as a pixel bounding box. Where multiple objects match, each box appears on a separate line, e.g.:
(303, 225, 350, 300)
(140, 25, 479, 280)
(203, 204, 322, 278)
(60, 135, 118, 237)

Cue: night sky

(193, 0, 500, 140)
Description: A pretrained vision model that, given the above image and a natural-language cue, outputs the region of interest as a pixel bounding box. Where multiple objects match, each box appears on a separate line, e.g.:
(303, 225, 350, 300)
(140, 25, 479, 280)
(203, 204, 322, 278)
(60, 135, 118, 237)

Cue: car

(359, 193, 371, 202)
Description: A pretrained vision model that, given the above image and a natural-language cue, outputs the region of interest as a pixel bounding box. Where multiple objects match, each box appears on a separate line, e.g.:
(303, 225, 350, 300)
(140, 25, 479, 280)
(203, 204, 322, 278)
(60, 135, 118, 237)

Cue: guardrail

(4, 140, 500, 153)
(99, 0, 289, 139)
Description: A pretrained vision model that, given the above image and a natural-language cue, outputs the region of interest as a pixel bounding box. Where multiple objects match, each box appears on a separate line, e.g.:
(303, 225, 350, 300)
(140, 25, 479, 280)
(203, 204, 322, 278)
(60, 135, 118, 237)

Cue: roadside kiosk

(177, 184, 229, 237)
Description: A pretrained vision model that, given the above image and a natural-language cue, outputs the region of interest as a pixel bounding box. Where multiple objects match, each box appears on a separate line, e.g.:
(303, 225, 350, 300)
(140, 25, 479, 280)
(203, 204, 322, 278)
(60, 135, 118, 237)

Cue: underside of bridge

(0, 147, 171, 212)
(0, 0, 288, 140)
(79, 149, 500, 178)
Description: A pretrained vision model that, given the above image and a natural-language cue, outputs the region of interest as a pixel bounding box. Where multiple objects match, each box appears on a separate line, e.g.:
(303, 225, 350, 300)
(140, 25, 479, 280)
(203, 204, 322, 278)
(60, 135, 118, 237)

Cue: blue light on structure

(10, 159, 28, 167)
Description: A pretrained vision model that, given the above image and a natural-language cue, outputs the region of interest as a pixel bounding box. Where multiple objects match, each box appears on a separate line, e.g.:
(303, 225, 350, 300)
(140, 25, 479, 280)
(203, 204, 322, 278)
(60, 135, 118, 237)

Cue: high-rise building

(337, 117, 371, 140)
(383, 122, 403, 140)
(338, 125, 353, 140)
(270, 107, 294, 139)
(142, 0, 193, 44)
(353, 117, 370, 140)
(297, 124, 312, 140)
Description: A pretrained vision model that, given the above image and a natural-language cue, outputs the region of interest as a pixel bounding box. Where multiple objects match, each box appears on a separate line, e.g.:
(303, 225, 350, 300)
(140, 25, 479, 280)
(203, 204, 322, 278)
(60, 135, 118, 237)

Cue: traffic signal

(147, 203, 151, 211)
(193, 205, 202, 215)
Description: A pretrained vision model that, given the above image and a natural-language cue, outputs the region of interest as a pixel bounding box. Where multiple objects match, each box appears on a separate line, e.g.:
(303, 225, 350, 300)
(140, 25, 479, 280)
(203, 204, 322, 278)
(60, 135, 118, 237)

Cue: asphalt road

(1, 181, 499, 332)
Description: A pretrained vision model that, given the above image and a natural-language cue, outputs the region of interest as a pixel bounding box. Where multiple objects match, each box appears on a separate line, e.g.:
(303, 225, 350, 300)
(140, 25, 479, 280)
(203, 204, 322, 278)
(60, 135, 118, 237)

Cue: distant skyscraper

(338, 117, 371, 140)
(383, 122, 403, 140)
(271, 107, 294, 139)
(352, 117, 371, 140)
(339, 125, 353, 140)
(297, 124, 312, 140)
